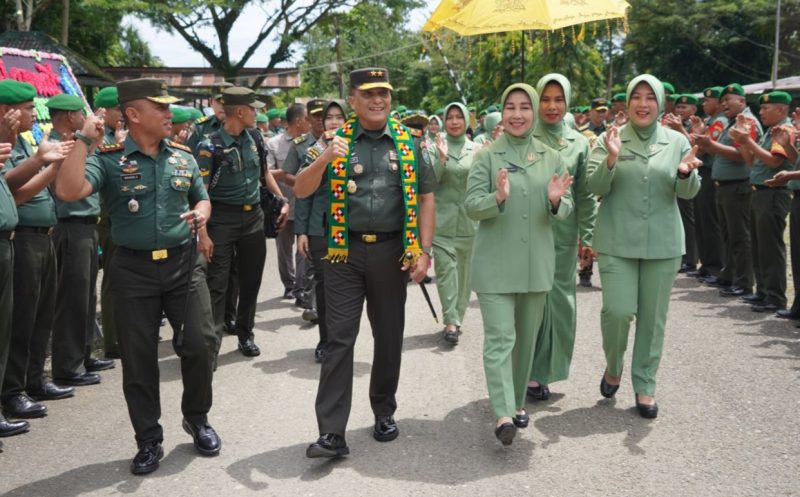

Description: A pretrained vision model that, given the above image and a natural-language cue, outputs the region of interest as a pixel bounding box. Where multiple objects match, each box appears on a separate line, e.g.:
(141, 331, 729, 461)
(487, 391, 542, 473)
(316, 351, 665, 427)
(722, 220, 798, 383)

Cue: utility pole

(334, 17, 345, 100)
(606, 34, 613, 99)
(61, 0, 69, 46)
(772, 0, 781, 88)
(520, 31, 525, 82)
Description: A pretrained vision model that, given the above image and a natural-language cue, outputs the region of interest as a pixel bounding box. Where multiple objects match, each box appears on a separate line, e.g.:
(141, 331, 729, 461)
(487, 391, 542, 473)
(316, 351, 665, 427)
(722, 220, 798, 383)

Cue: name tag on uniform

(505, 164, 520, 173)
(618, 155, 635, 161)
(388, 150, 398, 161)
(121, 173, 142, 181)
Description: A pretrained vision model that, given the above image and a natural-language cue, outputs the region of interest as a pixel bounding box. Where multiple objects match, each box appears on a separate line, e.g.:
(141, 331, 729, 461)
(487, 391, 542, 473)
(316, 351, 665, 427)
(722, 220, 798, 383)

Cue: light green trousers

(433, 235, 474, 327)
(597, 254, 681, 397)
(478, 292, 546, 418)
(531, 242, 578, 385)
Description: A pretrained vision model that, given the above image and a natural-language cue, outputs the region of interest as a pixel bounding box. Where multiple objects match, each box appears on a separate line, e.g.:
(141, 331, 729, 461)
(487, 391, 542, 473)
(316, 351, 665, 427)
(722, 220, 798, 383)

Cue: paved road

(1, 248, 798, 497)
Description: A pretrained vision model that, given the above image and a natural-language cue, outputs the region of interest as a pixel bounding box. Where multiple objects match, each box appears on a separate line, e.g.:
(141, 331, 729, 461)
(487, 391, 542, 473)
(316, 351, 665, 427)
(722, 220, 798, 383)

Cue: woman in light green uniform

(587, 75, 702, 419)
(465, 83, 574, 445)
(473, 112, 502, 147)
(427, 102, 478, 344)
(527, 74, 597, 400)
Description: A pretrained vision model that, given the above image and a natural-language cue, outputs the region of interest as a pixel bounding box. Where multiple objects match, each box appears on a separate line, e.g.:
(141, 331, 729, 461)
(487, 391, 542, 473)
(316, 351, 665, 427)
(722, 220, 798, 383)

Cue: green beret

(256, 113, 268, 123)
(266, 108, 281, 120)
(703, 87, 722, 99)
(759, 91, 792, 105)
(677, 94, 698, 105)
(0, 80, 36, 105)
(720, 83, 745, 98)
(46, 94, 85, 111)
(479, 109, 488, 117)
(279, 108, 287, 119)
(187, 108, 205, 120)
(93, 86, 118, 108)
(667, 94, 681, 104)
(487, 105, 498, 113)
(170, 107, 192, 124)
(662, 82, 675, 95)
(395, 105, 407, 113)
(611, 93, 626, 103)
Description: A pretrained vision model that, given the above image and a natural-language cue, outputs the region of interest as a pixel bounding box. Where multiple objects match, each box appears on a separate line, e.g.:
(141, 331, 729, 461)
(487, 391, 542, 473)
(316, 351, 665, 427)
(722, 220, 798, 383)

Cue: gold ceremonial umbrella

(423, 0, 630, 35)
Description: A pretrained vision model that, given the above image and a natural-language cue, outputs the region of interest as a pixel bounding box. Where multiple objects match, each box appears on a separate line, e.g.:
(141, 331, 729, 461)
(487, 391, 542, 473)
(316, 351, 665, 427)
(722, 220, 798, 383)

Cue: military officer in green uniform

(588, 75, 701, 419)
(527, 74, 597, 401)
(296, 68, 435, 458)
(689, 87, 727, 282)
(579, 98, 608, 139)
(48, 94, 114, 387)
(695, 83, 763, 298)
(1, 81, 77, 420)
(186, 82, 232, 154)
(196, 86, 288, 358)
(56, 78, 220, 475)
(0, 81, 65, 436)
(465, 83, 574, 445)
(94, 86, 123, 358)
(425, 102, 478, 344)
(729, 91, 794, 312)
(609, 93, 627, 124)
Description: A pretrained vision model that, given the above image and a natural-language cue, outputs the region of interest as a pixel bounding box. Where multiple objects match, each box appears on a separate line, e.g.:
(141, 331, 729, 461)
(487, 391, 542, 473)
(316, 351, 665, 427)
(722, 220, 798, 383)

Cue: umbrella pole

(520, 31, 525, 82)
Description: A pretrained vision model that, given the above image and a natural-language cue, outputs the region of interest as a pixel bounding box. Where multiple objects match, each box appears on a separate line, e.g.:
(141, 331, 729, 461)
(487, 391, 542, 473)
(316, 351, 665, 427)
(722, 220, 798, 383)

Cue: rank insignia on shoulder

(99, 143, 124, 153)
(293, 133, 308, 145)
(199, 149, 213, 158)
(169, 141, 192, 153)
(196, 115, 211, 124)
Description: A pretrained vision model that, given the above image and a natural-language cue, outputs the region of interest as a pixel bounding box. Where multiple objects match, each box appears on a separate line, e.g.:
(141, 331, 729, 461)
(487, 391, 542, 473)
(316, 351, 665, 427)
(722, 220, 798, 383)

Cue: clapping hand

(664, 113, 683, 131)
(114, 125, 128, 145)
(765, 170, 791, 188)
(0, 109, 20, 143)
(678, 145, 702, 176)
(495, 168, 510, 204)
(435, 133, 447, 164)
(772, 125, 795, 148)
(613, 111, 628, 127)
(0, 142, 12, 169)
(35, 132, 75, 164)
(689, 116, 706, 135)
(547, 172, 573, 206)
(604, 125, 621, 165)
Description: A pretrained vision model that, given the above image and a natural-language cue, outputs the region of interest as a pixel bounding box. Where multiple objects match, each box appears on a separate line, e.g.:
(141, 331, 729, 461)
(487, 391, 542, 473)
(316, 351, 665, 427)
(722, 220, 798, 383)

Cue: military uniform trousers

(1, 230, 56, 400)
(309, 235, 329, 349)
(531, 241, 579, 385)
(678, 198, 697, 267)
(206, 204, 266, 350)
(316, 236, 408, 436)
(224, 253, 239, 325)
(598, 254, 681, 397)
(52, 220, 99, 378)
(110, 245, 216, 447)
(478, 291, 546, 418)
(715, 182, 753, 289)
(789, 191, 800, 314)
(432, 235, 474, 327)
(275, 220, 305, 298)
(0, 238, 13, 399)
(97, 216, 119, 356)
(694, 167, 723, 275)
(750, 188, 791, 307)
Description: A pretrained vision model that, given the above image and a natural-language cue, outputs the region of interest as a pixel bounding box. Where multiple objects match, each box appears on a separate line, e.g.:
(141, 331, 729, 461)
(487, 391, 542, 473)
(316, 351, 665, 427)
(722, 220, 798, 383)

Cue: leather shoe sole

(494, 422, 516, 446)
(54, 372, 101, 387)
(182, 419, 221, 456)
(28, 385, 74, 402)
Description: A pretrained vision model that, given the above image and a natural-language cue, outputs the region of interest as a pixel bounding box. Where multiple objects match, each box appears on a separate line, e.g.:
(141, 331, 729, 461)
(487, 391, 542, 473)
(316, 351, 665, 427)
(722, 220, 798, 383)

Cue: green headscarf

(443, 102, 468, 156)
(626, 74, 664, 141)
(428, 115, 443, 138)
(500, 83, 539, 140)
(484, 112, 501, 135)
(534, 73, 571, 146)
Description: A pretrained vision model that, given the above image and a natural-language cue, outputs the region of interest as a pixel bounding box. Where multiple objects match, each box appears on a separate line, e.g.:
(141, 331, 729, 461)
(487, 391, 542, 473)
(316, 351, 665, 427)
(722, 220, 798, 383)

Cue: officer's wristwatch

(74, 131, 93, 147)
(421, 245, 433, 257)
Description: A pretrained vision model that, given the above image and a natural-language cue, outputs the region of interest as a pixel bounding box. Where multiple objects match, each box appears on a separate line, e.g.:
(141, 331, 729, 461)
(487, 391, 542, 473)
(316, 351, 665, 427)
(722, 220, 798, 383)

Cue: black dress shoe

(223, 320, 237, 336)
(686, 268, 709, 278)
(635, 395, 658, 419)
(85, 357, 115, 372)
(512, 410, 529, 428)
(494, 422, 516, 446)
(704, 276, 731, 287)
(526, 384, 550, 400)
(238, 338, 261, 357)
(302, 308, 318, 323)
(282, 289, 293, 300)
(422, 275, 433, 284)
(740, 292, 765, 303)
(28, 382, 75, 401)
(54, 372, 100, 387)
(182, 418, 221, 456)
(751, 303, 782, 313)
(0, 415, 30, 437)
(775, 309, 800, 320)
(600, 374, 620, 399)
(373, 415, 399, 442)
(443, 328, 459, 345)
(2, 394, 47, 418)
(578, 273, 592, 288)
(131, 442, 164, 475)
(719, 287, 752, 298)
(678, 263, 695, 274)
(306, 433, 349, 458)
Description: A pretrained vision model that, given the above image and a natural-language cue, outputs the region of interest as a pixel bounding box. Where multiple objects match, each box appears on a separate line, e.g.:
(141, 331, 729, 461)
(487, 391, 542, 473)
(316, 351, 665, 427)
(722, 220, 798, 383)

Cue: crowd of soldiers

(0, 68, 797, 472)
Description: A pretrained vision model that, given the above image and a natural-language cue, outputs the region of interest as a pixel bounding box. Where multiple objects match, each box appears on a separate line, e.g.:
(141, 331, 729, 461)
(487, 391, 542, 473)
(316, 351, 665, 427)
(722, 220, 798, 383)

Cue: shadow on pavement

(252, 349, 371, 381)
(2, 444, 197, 497)
(225, 399, 536, 489)
(402, 330, 458, 354)
(534, 400, 653, 455)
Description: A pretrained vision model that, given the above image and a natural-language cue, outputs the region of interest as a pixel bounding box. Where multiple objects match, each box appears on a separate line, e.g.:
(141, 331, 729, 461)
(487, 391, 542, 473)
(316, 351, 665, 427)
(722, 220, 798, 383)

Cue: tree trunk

(14, 0, 25, 30)
(61, 0, 69, 45)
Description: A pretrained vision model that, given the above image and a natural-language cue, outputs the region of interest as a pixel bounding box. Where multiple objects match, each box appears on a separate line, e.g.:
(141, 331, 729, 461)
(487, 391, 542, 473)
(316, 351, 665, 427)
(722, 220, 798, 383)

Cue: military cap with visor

(46, 93, 86, 111)
(93, 86, 119, 108)
(211, 81, 233, 99)
(0, 80, 36, 104)
(306, 98, 327, 115)
(590, 97, 608, 111)
(117, 78, 181, 105)
(350, 67, 393, 91)
(220, 87, 265, 109)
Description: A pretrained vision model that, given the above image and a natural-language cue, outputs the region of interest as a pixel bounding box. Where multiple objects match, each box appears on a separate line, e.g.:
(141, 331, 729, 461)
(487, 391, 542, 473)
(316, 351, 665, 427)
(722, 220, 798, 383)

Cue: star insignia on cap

(728, 85, 734, 91)
(681, 97, 687, 103)
(763, 95, 769, 102)
(370, 70, 384, 77)
(705, 91, 711, 97)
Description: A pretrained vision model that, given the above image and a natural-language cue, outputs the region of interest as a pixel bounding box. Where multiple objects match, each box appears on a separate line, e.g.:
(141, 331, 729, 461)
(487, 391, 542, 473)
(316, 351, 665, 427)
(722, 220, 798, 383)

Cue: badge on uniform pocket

(170, 176, 191, 191)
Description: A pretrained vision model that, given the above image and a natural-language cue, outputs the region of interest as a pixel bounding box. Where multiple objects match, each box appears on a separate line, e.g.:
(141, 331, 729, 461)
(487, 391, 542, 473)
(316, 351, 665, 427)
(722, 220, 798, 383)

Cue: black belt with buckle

(15, 225, 54, 235)
(350, 231, 401, 244)
(713, 179, 748, 187)
(212, 201, 258, 212)
(117, 243, 190, 262)
(0, 230, 14, 241)
(751, 184, 787, 191)
(58, 216, 100, 224)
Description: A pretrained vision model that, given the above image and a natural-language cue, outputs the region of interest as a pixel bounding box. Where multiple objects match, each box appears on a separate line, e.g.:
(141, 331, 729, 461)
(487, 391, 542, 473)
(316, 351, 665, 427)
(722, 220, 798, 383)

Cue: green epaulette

(293, 133, 308, 145)
(98, 143, 124, 153)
